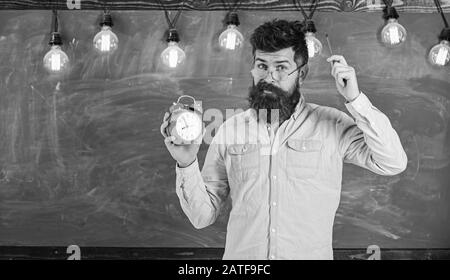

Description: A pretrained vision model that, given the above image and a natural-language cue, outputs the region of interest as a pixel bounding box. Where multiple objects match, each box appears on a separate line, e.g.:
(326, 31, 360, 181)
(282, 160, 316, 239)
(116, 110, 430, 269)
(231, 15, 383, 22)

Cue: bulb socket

(439, 27, 450, 42)
(304, 19, 317, 34)
(49, 32, 62, 46)
(167, 29, 180, 43)
(383, 6, 399, 20)
(100, 13, 113, 27)
(225, 12, 240, 26)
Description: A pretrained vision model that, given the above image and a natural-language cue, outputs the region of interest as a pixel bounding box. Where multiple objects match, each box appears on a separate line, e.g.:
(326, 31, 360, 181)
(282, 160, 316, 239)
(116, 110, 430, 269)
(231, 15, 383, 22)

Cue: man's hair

(250, 19, 308, 66)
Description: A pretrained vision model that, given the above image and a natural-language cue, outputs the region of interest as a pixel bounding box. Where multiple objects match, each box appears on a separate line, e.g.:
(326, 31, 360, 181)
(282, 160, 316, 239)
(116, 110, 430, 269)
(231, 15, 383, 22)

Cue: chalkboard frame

(0, 246, 450, 260)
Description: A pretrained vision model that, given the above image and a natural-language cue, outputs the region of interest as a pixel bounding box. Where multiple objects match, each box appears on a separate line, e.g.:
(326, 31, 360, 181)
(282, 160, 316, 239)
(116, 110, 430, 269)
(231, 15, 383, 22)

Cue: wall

(0, 10, 449, 248)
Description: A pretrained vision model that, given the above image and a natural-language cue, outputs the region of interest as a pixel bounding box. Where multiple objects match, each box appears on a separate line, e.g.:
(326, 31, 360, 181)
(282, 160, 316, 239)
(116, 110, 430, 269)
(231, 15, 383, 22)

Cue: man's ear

(298, 64, 309, 82)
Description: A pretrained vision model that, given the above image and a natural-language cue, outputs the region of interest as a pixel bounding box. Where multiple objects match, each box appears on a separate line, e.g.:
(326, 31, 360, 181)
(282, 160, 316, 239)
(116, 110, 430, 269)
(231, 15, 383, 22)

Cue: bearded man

(160, 19, 407, 260)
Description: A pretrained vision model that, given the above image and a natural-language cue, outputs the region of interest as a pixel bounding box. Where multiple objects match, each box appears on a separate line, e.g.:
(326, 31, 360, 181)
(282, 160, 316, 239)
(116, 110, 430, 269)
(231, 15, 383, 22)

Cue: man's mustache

(253, 81, 286, 97)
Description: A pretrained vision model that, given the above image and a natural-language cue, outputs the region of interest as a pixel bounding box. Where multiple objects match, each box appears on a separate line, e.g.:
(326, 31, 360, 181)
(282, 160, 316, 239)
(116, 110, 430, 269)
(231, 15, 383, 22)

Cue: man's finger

(164, 136, 176, 147)
(327, 55, 347, 66)
(164, 136, 172, 147)
(164, 136, 172, 144)
(331, 65, 349, 78)
(327, 55, 346, 63)
(330, 62, 345, 76)
(336, 70, 353, 79)
(163, 112, 170, 121)
(336, 70, 352, 87)
(332, 66, 351, 82)
(161, 112, 171, 137)
(330, 62, 345, 71)
(160, 121, 169, 138)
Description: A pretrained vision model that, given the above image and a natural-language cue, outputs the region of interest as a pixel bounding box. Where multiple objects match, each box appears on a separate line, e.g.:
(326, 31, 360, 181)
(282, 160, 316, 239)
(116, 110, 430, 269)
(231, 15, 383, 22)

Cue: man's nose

(264, 70, 277, 84)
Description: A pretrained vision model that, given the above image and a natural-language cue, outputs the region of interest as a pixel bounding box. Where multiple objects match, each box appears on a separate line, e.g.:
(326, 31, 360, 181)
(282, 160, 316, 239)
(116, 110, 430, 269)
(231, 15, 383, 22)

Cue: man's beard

(248, 80, 301, 125)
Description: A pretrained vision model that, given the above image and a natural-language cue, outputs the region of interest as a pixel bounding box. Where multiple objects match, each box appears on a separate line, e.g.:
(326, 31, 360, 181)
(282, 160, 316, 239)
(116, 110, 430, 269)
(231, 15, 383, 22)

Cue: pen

(326, 33, 347, 86)
(325, 33, 337, 64)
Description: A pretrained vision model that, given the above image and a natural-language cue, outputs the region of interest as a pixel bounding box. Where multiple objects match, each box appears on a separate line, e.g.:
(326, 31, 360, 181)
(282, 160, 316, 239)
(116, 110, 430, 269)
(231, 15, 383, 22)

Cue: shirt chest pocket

(285, 139, 322, 180)
(227, 144, 261, 181)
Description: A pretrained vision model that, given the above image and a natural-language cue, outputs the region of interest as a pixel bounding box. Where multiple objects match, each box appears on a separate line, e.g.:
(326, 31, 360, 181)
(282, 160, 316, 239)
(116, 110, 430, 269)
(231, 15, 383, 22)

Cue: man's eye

(276, 65, 287, 71)
(257, 64, 267, 70)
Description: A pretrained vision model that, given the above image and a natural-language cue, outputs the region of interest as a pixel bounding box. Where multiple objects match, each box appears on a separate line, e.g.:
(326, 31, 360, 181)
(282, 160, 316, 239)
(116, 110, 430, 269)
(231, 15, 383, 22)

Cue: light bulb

(429, 40, 450, 67)
(219, 25, 244, 50)
(93, 26, 119, 53)
(305, 32, 322, 59)
(161, 41, 186, 68)
(381, 18, 407, 47)
(43, 45, 69, 73)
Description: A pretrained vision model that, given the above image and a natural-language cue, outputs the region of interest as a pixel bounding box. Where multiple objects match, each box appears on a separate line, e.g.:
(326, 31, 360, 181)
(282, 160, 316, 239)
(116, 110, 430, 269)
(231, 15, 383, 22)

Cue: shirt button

(270, 255, 276, 260)
(271, 228, 276, 233)
(272, 201, 277, 206)
(272, 175, 277, 180)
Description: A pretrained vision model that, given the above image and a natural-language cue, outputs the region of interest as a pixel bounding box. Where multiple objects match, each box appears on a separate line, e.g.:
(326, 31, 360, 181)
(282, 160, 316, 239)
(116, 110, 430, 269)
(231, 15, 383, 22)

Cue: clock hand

(179, 117, 187, 130)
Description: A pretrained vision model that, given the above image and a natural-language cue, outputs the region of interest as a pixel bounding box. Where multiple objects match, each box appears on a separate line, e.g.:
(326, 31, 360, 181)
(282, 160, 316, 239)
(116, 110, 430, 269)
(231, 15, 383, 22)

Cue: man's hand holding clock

(160, 111, 204, 168)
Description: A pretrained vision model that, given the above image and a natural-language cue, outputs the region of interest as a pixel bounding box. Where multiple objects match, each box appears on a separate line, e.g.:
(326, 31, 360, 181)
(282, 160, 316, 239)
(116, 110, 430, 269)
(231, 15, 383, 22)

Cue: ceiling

(0, 0, 449, 12)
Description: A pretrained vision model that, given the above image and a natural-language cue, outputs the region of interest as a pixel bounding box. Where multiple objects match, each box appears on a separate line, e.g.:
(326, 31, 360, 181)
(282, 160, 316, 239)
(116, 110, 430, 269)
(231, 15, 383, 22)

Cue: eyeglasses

(252, 62, 306, 81)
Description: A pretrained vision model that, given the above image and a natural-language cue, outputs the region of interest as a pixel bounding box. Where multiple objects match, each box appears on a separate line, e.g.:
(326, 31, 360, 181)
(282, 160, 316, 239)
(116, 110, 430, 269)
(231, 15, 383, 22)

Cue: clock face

(175, 111, 202, 142)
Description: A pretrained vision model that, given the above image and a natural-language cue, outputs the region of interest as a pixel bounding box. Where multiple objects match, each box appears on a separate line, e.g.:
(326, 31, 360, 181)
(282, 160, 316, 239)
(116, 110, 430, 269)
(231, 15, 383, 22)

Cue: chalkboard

(0, 10, 449, 249)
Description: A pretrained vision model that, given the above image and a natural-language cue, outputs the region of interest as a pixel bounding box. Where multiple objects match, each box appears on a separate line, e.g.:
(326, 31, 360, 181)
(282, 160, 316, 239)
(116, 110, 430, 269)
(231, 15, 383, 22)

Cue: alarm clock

(166, 95, 203, 145)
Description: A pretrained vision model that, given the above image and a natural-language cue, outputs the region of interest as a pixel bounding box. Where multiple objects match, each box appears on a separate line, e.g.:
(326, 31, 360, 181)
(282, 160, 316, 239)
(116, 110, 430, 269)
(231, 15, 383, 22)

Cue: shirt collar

(291, 93, 306, 121)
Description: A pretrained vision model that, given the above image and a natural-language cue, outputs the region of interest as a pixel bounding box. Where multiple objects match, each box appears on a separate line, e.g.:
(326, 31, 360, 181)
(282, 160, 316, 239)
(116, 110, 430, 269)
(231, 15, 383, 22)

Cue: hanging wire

(157, 0, 184, 29)
(172, 3, 183, 27)
(49, 0, 58, 33)
(293, 0, 319, 20)
(433, 0, 449, 28)
(52, 9, 58, 33)
(102, 0, 109, 15)
(220, 0, 242, 13)
(309, 0, 319, 20)
(382, 0, 393, 8)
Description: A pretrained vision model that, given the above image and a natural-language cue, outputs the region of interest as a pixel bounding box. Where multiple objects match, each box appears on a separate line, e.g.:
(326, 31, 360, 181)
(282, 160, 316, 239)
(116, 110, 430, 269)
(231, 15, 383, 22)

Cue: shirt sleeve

(175, 130, 229, 229)
(338, 91, 408, 175)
